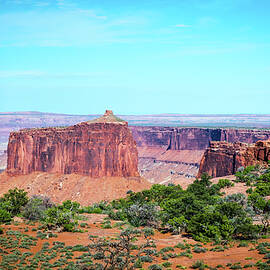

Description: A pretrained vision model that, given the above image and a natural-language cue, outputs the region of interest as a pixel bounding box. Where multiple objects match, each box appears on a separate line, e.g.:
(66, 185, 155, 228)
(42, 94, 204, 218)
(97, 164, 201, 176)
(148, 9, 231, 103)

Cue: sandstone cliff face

(129, 126, 270, 183)
(7, 111, 139, 177)
(130, 127, 270, 150)
(198, 140, 270, 178)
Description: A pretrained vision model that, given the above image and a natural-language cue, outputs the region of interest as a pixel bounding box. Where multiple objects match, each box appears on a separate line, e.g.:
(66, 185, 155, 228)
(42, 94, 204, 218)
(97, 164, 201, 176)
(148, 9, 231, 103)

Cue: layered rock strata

(130, 126, 270, 150)
(7, 110, 139, 177)
(198, 140, 270, 178)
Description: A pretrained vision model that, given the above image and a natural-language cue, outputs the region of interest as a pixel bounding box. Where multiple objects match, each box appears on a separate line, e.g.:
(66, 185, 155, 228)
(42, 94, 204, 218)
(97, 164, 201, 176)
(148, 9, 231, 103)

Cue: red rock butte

(7, 110, 139, 178)
(198, 140, 270, 178)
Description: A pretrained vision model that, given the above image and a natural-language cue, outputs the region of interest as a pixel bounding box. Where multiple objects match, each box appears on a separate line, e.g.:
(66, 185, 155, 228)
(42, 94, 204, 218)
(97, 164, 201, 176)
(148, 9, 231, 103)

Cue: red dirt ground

(0, 214, 268, 269)
(0, 172, 151, 205)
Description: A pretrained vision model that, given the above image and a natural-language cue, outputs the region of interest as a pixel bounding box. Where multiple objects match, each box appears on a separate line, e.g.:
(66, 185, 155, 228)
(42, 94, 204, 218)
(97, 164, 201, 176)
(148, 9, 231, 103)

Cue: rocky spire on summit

(85, 110, 127, 125)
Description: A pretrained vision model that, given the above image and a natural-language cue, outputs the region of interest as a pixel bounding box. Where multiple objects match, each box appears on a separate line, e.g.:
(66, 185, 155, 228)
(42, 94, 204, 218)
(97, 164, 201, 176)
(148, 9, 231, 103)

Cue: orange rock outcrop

(198, 140, 270, 178)
(7, 110, 139, 177)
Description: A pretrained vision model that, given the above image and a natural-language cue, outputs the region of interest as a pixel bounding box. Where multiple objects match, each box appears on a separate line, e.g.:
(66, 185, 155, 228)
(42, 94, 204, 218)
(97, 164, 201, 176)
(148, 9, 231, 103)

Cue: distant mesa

(7, 110, 139, 178)
(198, 140, 270, 178)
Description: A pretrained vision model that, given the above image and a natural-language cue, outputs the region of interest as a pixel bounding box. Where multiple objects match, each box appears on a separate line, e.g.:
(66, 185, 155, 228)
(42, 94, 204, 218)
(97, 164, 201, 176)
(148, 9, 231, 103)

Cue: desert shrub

(191, 260, 207, 269)
(80, 206, 103, 214)
(61, 200, 80, 213)
(80, 201, 112, 214)
(254, 183, 270, 197)
(160, 247, 174, 253)
(110, 210, 126, 221)
(243, 264, 254, 268)
(162, 254, 169, 260)
(235, 224, 261, 240)
(193, 246, 207, 253)
(34, 195, 54, 208)
(101, 220, 112, 229)
(176, 265, 187, 269)
(248, 193, 267, 213)
(217, 179, 234, 189)
(235, 166, 259, 184)
(210, 246, 226, 252)
(148, 265, 163, 270)
(167, 216, 188, 234)
(141, 255, 153, 262)
(126, 203, 160, 227)
(238, 241, 248, 247)
(230, 265, 242, 269)
(162, 261, 172, 267)
(0, 208, 12, 223)
(42, 201, 80, 232)
(0, 188, 28, 216)
(84, 227, 156, 269)
(22, 195, 53, 221)
(224, 193, 247, 206)
(187, 210, 234, 242)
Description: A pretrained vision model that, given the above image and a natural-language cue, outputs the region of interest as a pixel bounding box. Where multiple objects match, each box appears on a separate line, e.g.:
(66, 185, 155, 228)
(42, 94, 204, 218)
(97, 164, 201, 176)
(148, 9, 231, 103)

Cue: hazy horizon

(1, 110, 270, 117)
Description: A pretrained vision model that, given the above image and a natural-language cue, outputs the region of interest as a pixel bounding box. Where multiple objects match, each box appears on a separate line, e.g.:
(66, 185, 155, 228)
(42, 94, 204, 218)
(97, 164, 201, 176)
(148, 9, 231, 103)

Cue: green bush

(148, 264, 163, 270)
(108, 209, 126, 221)
(235, 166, 259, 184)
(193, 246, 207, 253)
(0, 208, 12, 223)
(162, 262, 172, 268)
(254, 183, 270, 197)
(191, 260, 207, 269)
(126, 203, 160, 227)
(0, 227, 3, 234)
(42, 201, 80, 232)
(79, 201, 112, 214)
(217, 179, 234, 189)
(80, 206, 102, 214)
(22, 195, 53, 221)
(0, 188, 28, 216)
(235, 224, 261, 240)
(167, 216, 188, 234)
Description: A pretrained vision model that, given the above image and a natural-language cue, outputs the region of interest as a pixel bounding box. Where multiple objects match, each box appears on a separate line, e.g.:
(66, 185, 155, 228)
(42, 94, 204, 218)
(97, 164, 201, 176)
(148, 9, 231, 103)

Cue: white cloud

(0, 9, 151, 47)
(175, 24, 190, 28)
(33, 2, 50, 7)
(76, 9, 107, 20)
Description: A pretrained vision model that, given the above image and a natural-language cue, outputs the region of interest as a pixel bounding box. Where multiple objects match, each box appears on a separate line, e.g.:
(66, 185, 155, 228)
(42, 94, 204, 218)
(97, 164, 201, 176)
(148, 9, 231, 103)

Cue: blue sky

(0, 0, 269, 115)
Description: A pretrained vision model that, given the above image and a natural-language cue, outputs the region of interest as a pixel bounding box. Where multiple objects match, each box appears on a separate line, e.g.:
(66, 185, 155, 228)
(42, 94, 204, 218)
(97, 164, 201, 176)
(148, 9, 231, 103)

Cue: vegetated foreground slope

(0, 216, 269, 269)
(1, 164, 270, 269)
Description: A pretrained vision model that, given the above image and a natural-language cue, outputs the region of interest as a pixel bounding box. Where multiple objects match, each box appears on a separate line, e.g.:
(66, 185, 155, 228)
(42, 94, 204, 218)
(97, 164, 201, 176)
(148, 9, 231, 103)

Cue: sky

(0, 0, 269, 115)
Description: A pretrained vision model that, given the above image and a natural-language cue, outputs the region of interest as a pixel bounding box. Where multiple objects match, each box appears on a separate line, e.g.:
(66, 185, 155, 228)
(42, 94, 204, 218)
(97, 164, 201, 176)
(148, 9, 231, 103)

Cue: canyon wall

(7, 111, 139, 177)
(130, 126, 270, 150)
(129, 127, 270, 183)
(198, 140, 270, 178)
(6, 122, 270, 182)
